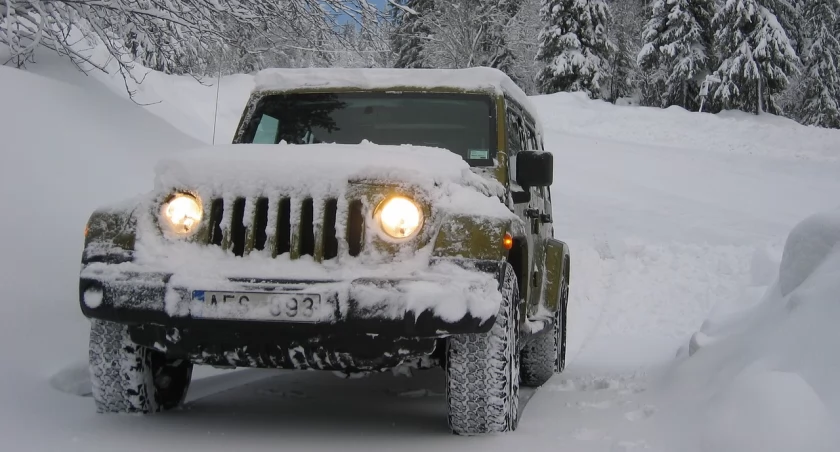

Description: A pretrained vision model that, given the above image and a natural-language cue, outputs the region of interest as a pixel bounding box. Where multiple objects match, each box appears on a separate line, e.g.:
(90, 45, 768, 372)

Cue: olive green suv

(80, 67, 571, 435)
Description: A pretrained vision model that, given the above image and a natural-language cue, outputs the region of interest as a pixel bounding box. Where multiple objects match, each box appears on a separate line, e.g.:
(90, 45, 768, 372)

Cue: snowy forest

(2, 0, 839, 128)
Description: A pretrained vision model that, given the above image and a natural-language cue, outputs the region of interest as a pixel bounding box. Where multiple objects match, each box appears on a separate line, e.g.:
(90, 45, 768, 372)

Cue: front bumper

(79, 259, 504, 370)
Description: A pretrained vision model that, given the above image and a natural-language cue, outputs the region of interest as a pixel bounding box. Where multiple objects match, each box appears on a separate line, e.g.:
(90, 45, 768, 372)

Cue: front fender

(82, 206, 140, 265)
(431, 215, 524, 261)
(544, 238, 570, 312)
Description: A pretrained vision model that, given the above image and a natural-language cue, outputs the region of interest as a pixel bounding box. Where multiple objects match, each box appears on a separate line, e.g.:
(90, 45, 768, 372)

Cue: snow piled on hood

(154, 141, 512, 218)
(659, 208, 840, 452)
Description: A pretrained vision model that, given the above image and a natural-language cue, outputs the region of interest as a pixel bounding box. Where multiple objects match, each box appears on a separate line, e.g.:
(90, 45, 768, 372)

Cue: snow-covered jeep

(79, 67, 571, 435)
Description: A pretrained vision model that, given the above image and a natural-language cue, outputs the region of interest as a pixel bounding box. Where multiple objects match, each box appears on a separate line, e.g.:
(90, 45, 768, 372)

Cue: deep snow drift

(658, 209, 840, 452)
(0, 63, 197, 375)
(1, 55, 839, 451)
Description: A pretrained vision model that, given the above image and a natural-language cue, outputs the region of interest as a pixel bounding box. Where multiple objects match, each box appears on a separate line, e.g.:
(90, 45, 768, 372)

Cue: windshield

(241, 92, 497, 166)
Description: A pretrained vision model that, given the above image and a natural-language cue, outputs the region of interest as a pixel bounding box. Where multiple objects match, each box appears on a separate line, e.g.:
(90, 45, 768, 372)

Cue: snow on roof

(253, 67, 539, 123)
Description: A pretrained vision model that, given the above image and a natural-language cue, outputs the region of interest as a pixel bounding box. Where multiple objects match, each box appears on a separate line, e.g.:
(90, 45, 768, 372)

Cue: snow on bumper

(79, 260, 505, 337)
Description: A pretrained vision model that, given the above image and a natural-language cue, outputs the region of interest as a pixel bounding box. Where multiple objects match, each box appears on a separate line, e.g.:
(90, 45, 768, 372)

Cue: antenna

(212, 58, 223, 145)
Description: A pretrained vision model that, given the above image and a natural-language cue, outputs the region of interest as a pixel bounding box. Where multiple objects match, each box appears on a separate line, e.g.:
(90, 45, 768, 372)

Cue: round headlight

(161, 193, 203, 235)
(377, 196, 423, 239)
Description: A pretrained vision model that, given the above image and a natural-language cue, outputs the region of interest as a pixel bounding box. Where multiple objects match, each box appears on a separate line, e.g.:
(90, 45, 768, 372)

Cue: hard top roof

(253, 67, 536, 117)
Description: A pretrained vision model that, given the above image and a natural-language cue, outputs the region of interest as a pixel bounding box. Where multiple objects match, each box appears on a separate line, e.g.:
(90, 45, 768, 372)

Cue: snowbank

(532, 92, 840, 162)
(1, 47, 253, 144)
(0, 63, 198, 429)
(661, 208, 840, 452)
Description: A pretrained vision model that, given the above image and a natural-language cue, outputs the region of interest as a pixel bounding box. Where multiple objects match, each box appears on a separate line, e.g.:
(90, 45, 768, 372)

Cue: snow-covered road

(1, 59, 839, 451)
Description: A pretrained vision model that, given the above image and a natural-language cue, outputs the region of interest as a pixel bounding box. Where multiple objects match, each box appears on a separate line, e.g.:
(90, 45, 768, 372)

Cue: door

(506, 106, 550, 316)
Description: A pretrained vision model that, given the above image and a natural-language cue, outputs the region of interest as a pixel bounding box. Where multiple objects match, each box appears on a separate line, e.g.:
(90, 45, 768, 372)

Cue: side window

(506, 110, 523, 156)
(507, 109, 526, 184)
(524, 123, 538, 151)
(253, 114, 279, 144)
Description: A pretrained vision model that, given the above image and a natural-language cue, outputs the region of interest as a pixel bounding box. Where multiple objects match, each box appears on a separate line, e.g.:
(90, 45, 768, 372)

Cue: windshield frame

(237, 91, 499, 167)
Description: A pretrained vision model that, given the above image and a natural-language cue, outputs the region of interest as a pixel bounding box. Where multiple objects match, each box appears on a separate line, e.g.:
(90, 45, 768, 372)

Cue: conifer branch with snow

(537, 0, 616, 99)
(712, 0, 801, 115)
(797, 0, 840, 128)
(637, 0, 716, 110)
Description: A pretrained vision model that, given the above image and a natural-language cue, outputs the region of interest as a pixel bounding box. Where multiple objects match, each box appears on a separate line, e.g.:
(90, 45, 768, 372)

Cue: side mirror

(516, 151, 553, 188)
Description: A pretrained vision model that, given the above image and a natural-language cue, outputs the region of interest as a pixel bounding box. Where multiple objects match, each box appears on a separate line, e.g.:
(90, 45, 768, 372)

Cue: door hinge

(532, 271, 539, 287)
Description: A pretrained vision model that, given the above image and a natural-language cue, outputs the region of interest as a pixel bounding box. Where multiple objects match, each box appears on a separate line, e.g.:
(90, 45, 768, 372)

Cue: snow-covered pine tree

(798, 0, 840, 128)
(537, 0, 616, 98)
(604, 0, 645, 103)
(766, 0, 805, 54)
(637, 0, 716, 110)
(713, 0, 800, 115)
(606, 32, 635, 103)
(391, 0, 434, 68)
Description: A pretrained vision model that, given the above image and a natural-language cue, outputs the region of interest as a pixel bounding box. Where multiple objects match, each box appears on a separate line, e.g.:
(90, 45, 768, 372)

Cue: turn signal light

(503, 233, 514, 250)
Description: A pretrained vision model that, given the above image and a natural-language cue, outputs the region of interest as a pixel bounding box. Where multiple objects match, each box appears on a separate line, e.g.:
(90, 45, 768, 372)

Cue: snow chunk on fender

(350, 263, 503, 323)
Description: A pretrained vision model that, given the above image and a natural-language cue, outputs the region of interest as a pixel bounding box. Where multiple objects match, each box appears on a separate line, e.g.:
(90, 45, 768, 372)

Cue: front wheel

(89, 320, 193, 413)
(446, 263, 521, 435)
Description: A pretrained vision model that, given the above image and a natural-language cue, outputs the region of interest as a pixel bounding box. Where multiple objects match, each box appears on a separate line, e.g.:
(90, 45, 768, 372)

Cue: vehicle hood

(154, 142, 511, 218)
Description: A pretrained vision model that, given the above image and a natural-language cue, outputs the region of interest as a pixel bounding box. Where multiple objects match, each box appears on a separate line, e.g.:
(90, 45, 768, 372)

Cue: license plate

(192, 291, 330, 322)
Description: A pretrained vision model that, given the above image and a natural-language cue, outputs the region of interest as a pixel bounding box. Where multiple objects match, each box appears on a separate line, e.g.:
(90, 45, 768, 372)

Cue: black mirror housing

(516, 151, 553, 188)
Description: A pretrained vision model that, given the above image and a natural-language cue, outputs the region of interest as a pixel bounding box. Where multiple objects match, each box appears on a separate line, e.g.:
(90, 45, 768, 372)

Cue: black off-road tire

(520, 277, 568, 386)
(446, 263, 521, 435)
(557, 278, 569, 373)
(89, 320, 193, 413)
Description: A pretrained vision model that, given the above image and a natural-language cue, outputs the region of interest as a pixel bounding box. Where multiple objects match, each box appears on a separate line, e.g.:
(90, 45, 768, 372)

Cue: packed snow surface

(2, 52, 840, 451)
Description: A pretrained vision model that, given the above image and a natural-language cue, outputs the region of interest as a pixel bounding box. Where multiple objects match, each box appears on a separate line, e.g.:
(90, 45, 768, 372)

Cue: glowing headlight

(377, 196, 423, 239)
(161, 193, 203, 235)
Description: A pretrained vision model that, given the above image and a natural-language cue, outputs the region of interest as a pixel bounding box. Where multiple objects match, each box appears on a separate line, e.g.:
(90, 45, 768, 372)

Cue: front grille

(204, 196, 363, 260)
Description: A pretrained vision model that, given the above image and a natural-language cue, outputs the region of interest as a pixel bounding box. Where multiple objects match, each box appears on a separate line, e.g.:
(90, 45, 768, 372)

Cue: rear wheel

(446, 263, 521, 435)
(556, 277, 569, 373)
(89, 320, 193, 413)
(520, 277, 568, 386)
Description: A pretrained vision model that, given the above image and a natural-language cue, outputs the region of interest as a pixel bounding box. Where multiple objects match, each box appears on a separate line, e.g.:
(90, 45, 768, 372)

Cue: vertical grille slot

(253, 197, 269, 251)
(230, 198, 247, 257)
(347, 199, 364, 257)
(323, 199, 339, 261)
(208, 198, 224, 246)
(300, 198, 315, 257)
(275, 198, 291, 256)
